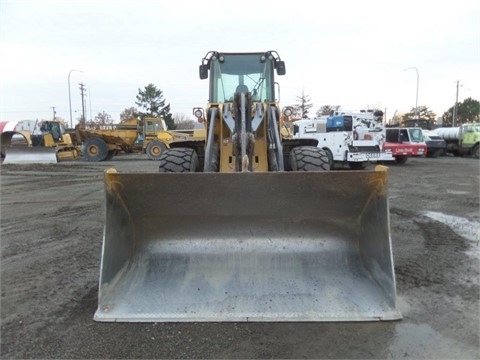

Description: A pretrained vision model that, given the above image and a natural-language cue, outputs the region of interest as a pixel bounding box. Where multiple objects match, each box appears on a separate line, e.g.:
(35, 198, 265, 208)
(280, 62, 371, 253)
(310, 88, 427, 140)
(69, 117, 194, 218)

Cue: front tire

(289, 146, 330, 171)
(158, 148, 199, 172)
(146, 140, 167, 160)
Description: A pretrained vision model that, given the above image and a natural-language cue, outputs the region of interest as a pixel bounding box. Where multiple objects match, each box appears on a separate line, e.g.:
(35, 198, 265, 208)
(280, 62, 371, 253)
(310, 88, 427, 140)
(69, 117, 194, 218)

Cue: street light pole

(404, 67, 419, 118)
(68, 69, 83, 129)
(453, 80, 460, 127)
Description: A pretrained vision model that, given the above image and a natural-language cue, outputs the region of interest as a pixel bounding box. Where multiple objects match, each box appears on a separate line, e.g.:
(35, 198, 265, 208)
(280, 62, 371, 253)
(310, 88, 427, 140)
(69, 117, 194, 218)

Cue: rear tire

(289, 146, 330, 171)
(158, 148, 199, 172)
(83, 137, 108, 162)
(146, 140, 167, 160)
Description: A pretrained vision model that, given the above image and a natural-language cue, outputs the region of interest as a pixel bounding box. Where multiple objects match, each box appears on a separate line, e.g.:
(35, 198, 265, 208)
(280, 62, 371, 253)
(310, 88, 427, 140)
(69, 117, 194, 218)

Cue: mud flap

(3, 146, 58, 164)
(94, 166, 402, 322)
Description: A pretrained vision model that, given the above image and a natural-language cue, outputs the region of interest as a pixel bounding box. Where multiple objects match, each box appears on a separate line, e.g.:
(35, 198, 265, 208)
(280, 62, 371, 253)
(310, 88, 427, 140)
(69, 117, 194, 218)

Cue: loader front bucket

(94, 167, 402, 322)
(3, 146, 58, 164)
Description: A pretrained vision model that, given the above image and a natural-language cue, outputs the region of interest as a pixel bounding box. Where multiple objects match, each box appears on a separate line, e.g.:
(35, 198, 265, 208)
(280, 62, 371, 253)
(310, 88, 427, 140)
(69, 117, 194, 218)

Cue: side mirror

(276, 61, 286, 76)
(199, 64, 209, 79)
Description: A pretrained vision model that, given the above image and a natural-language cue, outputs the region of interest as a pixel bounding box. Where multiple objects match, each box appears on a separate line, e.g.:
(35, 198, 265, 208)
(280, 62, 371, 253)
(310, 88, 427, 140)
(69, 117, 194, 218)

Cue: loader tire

(322, 148, 334, 169)
(289, 146, 330, 171)
(158, 147, 199, 172)
(83, 137, 108, 162)
(146, 140, 167, 160)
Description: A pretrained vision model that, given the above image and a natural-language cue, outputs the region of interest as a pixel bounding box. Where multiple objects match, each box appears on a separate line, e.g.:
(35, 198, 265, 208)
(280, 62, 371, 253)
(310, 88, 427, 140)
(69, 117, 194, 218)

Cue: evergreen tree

(135, 83, 175, 129)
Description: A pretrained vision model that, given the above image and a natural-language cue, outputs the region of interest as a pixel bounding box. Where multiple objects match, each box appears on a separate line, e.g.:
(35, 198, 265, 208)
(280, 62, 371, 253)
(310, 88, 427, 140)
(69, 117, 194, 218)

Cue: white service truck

(292, 112, 394, 169)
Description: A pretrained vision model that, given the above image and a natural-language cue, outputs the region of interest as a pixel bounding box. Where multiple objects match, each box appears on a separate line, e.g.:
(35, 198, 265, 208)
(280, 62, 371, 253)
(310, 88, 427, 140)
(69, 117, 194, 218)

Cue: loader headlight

(193, 108, 203, 118)
(283, 107, 293, 117)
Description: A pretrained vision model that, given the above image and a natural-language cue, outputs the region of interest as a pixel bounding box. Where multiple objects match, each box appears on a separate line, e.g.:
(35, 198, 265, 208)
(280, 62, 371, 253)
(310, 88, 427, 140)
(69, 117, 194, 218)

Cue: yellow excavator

(94, 51, 402, 322)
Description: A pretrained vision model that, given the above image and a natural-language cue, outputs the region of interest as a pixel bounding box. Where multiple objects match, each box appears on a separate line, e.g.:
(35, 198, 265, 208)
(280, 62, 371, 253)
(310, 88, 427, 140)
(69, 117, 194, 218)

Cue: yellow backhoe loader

(94, 51, 402, 322)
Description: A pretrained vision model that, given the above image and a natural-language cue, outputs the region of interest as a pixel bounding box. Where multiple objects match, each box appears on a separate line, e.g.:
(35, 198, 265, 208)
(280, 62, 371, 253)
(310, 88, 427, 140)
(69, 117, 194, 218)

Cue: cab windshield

(145, 119, 167, 132)
(408, 128, 424, 142)
(464, 124, 480, 133)
(210, 53, 275, 103)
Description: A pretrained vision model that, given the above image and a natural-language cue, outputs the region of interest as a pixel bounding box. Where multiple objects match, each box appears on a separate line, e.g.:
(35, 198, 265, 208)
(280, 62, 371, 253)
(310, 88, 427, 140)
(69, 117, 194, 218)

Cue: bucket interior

(95, 170, 401, 322)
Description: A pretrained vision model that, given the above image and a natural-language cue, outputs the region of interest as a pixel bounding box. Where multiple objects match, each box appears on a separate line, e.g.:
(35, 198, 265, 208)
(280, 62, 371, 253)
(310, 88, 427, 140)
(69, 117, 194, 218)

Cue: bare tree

(316, 105, 341, 117)
(175, 120, 196, 130)
(173, 113, 195, 129)
(294, 89, 313, 119)
(120, 107, 138, 121)
(85, 111, 113, 128)
(402, 105, 436, 123)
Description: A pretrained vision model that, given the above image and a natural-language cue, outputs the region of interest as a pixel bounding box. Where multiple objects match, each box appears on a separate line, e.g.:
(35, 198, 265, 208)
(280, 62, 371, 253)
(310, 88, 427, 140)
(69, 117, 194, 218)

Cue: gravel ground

(1, 154, 479, 359)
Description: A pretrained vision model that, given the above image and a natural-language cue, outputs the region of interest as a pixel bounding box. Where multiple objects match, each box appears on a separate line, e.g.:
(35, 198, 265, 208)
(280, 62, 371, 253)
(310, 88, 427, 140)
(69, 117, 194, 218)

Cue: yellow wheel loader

(94, 51, 402, 322)
(3, 120, 79, 164)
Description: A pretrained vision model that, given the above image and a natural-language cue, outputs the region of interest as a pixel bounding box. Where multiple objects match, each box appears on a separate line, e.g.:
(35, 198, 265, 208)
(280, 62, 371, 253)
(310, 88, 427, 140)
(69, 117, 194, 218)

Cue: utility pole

(452, 80, 460, 127)
(68, 69, 82, 129)
(51, 106, 56, 120)
(89, 86, 93, 122)
(79, 82, 87, 126)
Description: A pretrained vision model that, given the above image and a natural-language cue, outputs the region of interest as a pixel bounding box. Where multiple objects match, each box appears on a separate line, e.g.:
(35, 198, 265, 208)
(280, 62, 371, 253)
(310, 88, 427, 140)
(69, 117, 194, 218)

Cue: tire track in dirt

(392, 207, 478, 300)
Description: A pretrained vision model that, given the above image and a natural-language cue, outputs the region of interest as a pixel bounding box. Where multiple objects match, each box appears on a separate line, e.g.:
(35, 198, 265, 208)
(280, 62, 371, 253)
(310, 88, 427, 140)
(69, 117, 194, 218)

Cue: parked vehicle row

(0, 118, 206, 163)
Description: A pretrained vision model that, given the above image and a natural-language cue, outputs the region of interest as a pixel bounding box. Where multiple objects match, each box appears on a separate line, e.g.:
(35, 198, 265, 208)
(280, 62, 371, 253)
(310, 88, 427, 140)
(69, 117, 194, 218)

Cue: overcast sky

(1, 0, 479, 126)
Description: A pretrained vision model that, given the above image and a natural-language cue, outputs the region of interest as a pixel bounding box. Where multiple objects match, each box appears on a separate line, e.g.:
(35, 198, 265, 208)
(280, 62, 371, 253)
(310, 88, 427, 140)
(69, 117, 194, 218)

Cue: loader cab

(199, 51, 285, 103)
